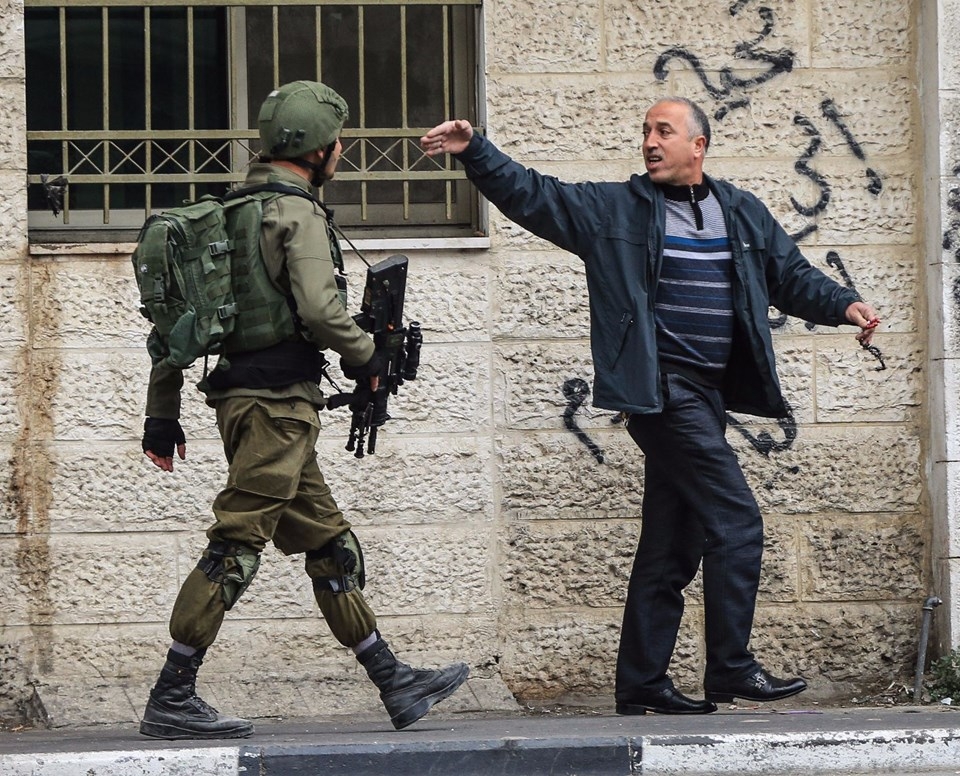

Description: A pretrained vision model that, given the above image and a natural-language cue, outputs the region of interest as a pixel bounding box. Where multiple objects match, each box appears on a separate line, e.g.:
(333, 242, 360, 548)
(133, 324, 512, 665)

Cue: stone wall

(929, 0, 960, 654)
(0, 0, 45, 729)
(0, 0, 949, 728)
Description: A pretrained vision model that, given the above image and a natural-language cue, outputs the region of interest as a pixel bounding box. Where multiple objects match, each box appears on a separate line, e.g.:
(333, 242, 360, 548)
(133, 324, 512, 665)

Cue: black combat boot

(139, 649, 254, 739)
(357, 636, 470, 730)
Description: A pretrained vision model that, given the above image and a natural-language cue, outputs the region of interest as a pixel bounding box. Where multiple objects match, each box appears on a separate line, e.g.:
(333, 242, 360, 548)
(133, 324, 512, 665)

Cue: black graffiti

(825, 250, 856, 289)
(861, 340, 887, 371)
(788, 224, 819, 244)
(727, 399, 798, 457)
(823, 253, 887, 370)
(947, 187, 960, 261)
(652, 4, 883, 242)
(768, 250, 853, 331)
(562, 378, 605, 463)
(562, 375, 797, 460)
(945, 167, 960, 297)
(942, 166, 960, 324)
(946, 167, 960, 255)
(790, 114, 831, 217)
(820, 99, 883, 196)
(653, 5, 794, 121)
(766, 250, 887, 369)
(797, 249, 855, 330)
(789, 101, 883, 226)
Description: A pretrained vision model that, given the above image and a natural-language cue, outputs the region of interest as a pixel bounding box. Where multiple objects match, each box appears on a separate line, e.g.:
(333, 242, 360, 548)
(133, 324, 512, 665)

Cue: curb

(3, 710, 960, 775)
(638, 726, 960, 774)
(0, 748, 238, 776)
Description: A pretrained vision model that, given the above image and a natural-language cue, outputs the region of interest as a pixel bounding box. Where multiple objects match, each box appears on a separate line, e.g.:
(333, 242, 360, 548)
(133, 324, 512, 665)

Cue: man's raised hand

(420, 120, 474, 157)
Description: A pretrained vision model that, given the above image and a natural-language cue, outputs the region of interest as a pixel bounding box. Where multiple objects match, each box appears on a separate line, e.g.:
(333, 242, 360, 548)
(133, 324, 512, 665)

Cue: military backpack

(131, 183, 341, 370)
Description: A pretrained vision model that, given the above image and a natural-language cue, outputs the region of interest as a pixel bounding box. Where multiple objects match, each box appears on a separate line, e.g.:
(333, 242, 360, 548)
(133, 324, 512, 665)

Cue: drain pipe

(913, 595, 943, 702)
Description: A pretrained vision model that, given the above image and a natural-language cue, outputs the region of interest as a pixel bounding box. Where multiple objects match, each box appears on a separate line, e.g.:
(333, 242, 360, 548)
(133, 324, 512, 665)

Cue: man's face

(322, 138, 343, 180)
(642, 101, 705, 186)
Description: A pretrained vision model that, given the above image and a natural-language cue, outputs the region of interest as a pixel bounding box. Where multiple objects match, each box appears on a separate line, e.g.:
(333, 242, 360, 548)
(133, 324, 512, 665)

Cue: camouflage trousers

(169, 395, 377, 649)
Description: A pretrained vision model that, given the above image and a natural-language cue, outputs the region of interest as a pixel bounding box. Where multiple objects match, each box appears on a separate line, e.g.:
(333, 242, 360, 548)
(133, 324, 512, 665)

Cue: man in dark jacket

(421, 98, 878, 715)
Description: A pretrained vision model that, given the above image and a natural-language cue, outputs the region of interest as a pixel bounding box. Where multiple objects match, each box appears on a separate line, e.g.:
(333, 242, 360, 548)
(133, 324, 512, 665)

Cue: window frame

(24, 0, 484, 244)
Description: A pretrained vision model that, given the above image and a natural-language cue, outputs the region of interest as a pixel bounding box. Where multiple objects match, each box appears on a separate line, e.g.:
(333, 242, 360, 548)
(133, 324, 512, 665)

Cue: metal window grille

(24, 0, 481, 241)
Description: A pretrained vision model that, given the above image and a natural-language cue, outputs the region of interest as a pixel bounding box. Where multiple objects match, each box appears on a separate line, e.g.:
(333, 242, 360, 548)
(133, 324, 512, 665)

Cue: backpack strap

(227, 182, 354, 272)
(224, 181, 331, 215)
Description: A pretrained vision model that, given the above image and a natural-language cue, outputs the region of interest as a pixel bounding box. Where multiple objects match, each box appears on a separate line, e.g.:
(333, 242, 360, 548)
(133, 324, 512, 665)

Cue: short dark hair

(657, 97, 711, 152)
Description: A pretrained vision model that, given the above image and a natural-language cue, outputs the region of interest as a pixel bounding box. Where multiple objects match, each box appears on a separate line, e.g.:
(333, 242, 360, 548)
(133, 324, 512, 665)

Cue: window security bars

(24, 0, 481, 240)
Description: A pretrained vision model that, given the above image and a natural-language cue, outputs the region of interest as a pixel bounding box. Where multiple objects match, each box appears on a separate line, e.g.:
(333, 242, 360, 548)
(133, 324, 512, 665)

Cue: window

(24, 1, 482, 242)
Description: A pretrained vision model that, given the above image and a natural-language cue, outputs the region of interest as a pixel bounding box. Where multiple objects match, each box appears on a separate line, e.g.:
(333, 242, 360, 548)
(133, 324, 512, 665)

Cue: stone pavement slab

(1, 706, 960, 775)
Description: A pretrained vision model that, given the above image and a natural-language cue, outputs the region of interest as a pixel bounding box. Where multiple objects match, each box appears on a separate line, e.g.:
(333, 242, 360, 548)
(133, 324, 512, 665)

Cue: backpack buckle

(209, 239, 232, 256)
(217, 303, 238, 320)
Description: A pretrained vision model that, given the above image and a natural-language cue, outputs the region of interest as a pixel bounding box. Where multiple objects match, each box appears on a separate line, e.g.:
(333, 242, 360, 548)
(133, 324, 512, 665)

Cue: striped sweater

(654, 182, 734, 387)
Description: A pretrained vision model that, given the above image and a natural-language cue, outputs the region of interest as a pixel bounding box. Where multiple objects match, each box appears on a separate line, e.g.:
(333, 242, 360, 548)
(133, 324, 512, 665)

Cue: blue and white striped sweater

(655, 190, 733, 385)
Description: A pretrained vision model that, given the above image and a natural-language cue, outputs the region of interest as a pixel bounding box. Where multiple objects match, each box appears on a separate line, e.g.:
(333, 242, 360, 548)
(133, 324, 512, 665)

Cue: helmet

(257, 81, 349, 160)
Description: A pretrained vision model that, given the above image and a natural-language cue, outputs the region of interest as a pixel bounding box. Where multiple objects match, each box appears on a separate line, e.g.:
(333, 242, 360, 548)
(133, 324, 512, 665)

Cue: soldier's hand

(349, 384, 375, 414)
(340, 352, 383, 381)
(142, 417, 186, 472)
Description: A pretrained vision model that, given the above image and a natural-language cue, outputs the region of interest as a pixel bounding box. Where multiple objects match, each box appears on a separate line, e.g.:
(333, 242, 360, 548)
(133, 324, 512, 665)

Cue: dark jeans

(615, 373, 763, 701)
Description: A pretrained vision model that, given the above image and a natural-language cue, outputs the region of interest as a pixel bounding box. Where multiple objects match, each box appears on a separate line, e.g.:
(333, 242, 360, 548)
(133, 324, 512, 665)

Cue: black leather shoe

(705, 667, 807, 703)
(616, 687, 718, 715)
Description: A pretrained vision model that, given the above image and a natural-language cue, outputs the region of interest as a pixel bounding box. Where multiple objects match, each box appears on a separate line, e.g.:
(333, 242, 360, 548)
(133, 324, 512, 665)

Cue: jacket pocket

(609, 311, 634, 369)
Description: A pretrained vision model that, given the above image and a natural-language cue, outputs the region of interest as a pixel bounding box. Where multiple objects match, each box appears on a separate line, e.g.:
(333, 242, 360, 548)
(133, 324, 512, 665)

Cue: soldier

(138, 81, 469, 739)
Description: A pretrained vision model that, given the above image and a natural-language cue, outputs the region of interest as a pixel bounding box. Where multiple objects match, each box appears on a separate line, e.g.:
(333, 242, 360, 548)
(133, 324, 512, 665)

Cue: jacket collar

(659, 180, 710, 202)
(630, 171, 743, 212)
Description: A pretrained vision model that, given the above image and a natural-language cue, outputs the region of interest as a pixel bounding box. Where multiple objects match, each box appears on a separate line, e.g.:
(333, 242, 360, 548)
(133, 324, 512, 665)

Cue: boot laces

(188, 692, 220, 715)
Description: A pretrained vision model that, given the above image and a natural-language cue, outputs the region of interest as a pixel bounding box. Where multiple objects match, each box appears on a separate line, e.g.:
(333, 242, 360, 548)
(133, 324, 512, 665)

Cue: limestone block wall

(929, 0, 960, 653)
(0, 0, 951, 728)
(0, 0, 43, 728)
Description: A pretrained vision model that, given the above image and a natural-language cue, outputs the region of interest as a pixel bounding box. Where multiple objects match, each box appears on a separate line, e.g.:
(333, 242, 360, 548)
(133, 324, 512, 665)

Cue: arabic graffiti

(653, 2, 883, 244)
(559, 376, 801, 462)
(789, 100, 884, 236)
(820, 99, 883, 197)
(653, 4, 794, 122)
(562, 378, 605, 464)
(727, 399, 798, 457)
(767, 250, 887, 369)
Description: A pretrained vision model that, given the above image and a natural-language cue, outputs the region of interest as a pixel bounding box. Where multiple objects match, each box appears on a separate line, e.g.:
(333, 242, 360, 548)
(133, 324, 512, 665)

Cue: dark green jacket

(457, 134, 860, 418)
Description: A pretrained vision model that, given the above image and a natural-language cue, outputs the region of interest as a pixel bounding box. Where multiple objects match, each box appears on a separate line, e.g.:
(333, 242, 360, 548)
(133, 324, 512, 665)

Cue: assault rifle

(330, 254, 421, 457)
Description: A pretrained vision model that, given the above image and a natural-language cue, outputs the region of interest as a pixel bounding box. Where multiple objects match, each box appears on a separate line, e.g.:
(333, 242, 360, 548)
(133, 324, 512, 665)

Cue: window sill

(29, 236, 491, 257)
(340, 236, 491, 252)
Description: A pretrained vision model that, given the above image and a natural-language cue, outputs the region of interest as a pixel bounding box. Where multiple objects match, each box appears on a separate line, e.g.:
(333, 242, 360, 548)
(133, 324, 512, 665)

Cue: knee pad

(196, 541, 261, 611)
(306, 530, 365, 594)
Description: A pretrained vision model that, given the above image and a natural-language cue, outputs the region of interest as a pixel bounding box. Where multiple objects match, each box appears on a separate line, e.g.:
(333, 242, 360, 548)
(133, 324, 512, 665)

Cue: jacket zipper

(689, 185, 704, 231)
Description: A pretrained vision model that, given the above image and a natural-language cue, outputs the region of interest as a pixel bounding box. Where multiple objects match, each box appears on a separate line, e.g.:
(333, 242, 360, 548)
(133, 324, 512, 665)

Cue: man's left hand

(845, 301, 880, 347)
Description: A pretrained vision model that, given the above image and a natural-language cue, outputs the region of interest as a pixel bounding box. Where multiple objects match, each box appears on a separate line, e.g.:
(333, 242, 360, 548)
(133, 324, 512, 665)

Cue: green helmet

(257, 81, 349, 160)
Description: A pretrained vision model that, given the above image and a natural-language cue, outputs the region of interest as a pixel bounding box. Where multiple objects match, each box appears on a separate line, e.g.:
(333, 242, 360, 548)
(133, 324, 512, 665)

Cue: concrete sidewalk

(2, 705, 960, 775)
